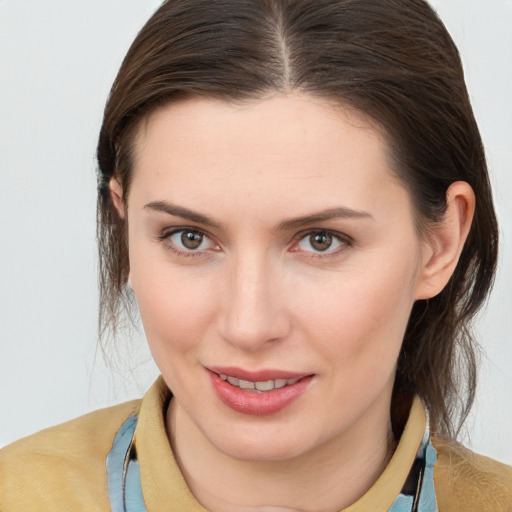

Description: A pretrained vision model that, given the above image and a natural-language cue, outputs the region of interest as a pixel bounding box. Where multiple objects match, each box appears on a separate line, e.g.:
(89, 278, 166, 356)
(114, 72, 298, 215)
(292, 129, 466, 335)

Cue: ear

(109, 177, 126, 219)
(415, 181, 475, 300)
(109, 177, 133, 288)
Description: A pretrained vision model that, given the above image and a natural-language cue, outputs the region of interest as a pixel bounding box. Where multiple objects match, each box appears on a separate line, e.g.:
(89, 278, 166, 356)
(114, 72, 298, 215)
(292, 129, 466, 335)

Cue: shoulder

(432, 436, 512, 512)
(0, 399, 141, 512)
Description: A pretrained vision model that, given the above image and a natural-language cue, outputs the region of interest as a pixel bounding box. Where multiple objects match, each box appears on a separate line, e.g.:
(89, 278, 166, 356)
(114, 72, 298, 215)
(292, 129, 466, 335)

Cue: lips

(218, 373, 301, 392)
(207, 367, 314, 416)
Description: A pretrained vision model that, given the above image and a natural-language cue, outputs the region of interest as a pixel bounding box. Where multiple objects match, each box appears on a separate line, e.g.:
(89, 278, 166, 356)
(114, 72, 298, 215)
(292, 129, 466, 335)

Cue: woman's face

(125, 93, 430, 461)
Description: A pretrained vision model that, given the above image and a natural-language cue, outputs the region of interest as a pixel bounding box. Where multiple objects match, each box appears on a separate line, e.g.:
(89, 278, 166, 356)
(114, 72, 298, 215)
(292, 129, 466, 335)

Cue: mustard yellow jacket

(1, 377, 511, 511)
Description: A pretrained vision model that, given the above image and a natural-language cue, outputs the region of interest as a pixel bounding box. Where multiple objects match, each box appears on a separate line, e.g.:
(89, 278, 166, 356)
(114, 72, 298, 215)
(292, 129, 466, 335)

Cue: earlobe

(415, 181, 475, 300)
(109, 177, 126, 219)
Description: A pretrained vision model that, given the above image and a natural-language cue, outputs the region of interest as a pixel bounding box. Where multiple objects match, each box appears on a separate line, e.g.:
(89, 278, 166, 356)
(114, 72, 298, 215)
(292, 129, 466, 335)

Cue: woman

(1, 0, 511, 510)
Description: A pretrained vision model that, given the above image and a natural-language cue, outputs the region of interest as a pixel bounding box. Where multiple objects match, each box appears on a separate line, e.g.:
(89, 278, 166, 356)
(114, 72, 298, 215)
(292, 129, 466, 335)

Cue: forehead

(129, 93, 406, 218)
(135, 93, 384, 158)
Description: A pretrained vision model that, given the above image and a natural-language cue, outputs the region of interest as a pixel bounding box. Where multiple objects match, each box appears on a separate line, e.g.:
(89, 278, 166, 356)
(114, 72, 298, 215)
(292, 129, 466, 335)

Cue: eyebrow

(144, 201, 222, 228)
(277, 207, 373, 231)
(144, 201, 373, 230)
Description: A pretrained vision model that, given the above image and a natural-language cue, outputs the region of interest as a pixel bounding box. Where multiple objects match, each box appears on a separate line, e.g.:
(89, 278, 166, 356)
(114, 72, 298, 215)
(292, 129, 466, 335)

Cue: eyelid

(158, 226, 220, 256)
(290, 228, 353, 256)
(157, 225, 352, 259)
(293, 228, 353, 244)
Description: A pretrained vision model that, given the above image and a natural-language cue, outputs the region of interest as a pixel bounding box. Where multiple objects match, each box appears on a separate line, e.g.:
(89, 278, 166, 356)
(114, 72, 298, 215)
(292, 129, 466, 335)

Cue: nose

(217, 251, 291, 351)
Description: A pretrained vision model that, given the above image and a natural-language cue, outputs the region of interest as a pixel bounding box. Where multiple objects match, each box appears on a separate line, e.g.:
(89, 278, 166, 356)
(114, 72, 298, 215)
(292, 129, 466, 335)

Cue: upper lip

(207, 366, 312, 382)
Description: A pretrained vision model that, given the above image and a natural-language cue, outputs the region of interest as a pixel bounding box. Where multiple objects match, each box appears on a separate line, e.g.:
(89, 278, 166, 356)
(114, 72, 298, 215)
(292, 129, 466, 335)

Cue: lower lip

(208, 372, 313, 416)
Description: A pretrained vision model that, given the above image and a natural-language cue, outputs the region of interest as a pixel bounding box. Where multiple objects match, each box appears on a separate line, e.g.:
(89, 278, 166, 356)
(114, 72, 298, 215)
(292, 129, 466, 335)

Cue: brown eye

(166, 228, 215, 252)
(296, 231, 347, 254)
(309, 233, 333, 251)
(181, 230, 203, 249)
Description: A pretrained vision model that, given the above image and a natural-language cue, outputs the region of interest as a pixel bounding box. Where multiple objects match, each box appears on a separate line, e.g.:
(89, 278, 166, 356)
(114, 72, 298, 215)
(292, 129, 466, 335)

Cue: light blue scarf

(106, 414, 439, 512)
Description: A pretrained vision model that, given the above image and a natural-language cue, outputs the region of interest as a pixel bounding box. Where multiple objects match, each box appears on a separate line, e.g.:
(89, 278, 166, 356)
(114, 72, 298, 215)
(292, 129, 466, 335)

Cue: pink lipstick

(207, 367, 314, 416)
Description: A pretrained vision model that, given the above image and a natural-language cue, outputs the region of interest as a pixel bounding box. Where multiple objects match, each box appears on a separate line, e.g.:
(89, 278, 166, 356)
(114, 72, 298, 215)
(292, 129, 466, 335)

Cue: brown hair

(96, 0, 498, 438)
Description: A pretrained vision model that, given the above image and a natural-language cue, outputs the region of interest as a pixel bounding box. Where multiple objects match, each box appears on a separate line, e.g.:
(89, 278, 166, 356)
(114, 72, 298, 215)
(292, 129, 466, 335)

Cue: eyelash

(158, 227, 352, 259)
(158, 227, 218, 259)
(291, 229, 353, 259)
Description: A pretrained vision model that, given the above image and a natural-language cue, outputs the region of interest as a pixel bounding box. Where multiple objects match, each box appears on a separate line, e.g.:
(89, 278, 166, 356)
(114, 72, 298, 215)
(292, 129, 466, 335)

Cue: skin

(110, 93, 474, 512)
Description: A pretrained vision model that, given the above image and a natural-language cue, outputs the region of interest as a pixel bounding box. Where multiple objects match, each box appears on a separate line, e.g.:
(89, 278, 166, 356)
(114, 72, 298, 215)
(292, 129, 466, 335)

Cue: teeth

(255, 380, 274, 391)
(220, 374, 303, 392)
(227, 376, 239, 386)
(239, 379, 255, 390)
(274, 379, 287, 389)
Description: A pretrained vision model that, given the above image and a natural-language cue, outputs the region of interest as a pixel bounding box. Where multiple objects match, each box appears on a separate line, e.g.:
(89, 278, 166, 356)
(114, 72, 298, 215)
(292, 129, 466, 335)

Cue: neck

(166, 399, 396, 512)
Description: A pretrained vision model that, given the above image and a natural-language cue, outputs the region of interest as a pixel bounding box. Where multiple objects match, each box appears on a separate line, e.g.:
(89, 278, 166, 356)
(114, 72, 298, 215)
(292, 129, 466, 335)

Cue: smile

(207, 368, 314, 416)
(218, 374, 301, 392)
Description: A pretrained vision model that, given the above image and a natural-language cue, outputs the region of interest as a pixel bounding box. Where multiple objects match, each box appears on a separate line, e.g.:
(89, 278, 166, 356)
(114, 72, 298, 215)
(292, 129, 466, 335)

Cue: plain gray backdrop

(0, 0, 511, 464)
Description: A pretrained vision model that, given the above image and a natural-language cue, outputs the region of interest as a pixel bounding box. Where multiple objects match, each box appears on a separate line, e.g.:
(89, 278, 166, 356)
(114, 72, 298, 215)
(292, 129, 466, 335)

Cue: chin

(219, 437, 307, 462)
(203, 421, 321, 462)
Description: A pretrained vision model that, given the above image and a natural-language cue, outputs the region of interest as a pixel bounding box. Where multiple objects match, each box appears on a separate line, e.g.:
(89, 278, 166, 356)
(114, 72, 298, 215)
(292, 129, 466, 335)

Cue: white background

(1, 0, 511, 464)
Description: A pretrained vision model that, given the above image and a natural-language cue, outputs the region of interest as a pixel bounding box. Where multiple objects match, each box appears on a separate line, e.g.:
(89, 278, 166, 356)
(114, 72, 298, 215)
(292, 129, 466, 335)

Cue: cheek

(128, 244, 218, 355)
(296, 257, 418, 375)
